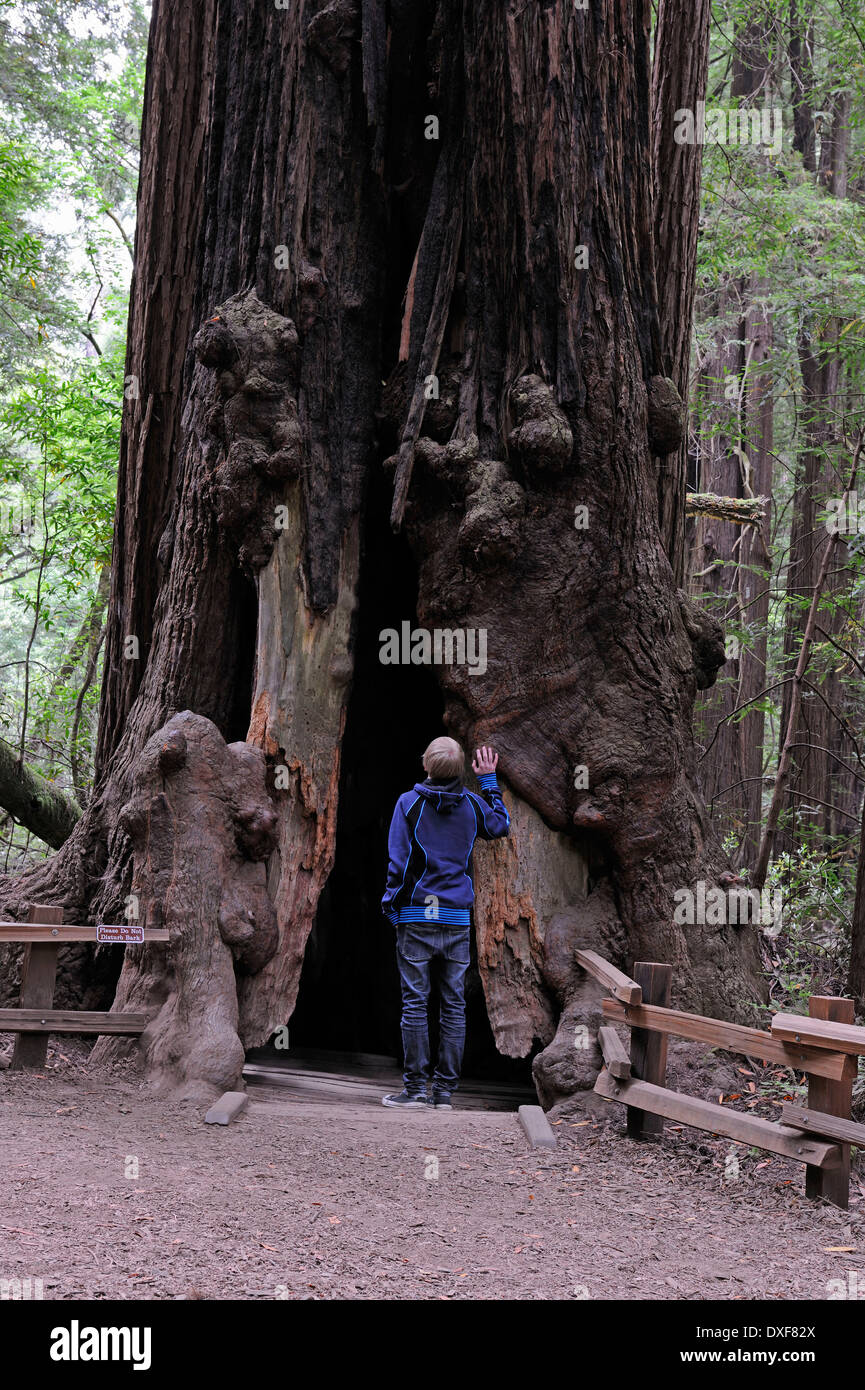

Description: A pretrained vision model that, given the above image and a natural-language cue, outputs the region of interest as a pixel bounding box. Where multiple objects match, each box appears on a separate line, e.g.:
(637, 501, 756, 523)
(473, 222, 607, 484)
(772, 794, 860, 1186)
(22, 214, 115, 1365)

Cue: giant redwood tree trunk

(0, 0, 764, 1103)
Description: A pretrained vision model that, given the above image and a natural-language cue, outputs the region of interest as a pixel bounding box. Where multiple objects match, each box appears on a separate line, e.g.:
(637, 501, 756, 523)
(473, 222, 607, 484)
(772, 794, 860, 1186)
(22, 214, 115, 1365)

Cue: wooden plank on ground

(627, 962, 672, 1139)
(802, 997, 855, 1210)
(598, 1025, 630, 1079)
(10, 905, 62, 1070)
(0, 922, 169, 942)
(781, 1103, 865, 1149)
(575, 949, 642, 1004)
(518, 1104, 557, 1149)
(771, 1011, 865, 1056)
(243, 1066, 533, 1112)
(0, 1009, 149, 1034)
(594, 1069, 842, 1168)
(204, 1092, 248, 1125)
(603, 998, 855, 1082)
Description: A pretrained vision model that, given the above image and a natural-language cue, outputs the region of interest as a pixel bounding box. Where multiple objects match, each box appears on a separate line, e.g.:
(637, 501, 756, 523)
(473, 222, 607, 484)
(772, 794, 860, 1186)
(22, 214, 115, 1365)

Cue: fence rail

(602, 997, 855, 1081)
(586, 954, 864, 1210)
(0, 922, 169, 943)
(3, 904, 165, 1068)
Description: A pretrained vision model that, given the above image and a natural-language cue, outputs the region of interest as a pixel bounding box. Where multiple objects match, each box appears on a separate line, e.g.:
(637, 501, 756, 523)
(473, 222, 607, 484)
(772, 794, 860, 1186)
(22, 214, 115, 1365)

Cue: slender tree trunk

(779, 86, 857, 851)
(789, 0, 816, 172)
(690, 33, 774, 867)
(692, 293, 773, 868)
(755, 433, 863, 889)
(691, 294, 750, 837)
(848, 799, 865, 1011)
(651, 0, 711, 582)
(39, 566, 110, 725)
(736, 297, 773, 863)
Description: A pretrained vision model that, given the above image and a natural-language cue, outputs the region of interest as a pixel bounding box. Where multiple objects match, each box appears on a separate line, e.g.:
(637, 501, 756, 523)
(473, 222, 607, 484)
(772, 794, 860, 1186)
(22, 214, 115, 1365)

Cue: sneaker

(382, 1091, 430, 1109)
(433, 1093, 453, 1110)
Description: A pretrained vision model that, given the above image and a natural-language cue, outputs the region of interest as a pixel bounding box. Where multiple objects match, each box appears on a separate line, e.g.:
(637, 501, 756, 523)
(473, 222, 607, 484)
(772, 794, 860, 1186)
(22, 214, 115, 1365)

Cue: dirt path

(2, 1057, 864, 1301)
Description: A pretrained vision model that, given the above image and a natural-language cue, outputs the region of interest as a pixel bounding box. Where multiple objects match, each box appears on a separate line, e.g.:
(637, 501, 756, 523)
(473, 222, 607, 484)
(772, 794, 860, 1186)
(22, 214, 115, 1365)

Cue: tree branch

(685, 491, 767, 524)
(0, 736, 82, 849)
(102, 206, 134, 261)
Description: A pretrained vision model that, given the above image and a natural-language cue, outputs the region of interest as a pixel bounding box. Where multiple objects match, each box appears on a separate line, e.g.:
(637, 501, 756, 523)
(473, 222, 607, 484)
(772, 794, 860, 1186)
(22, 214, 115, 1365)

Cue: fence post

(627, 961, 672, 1140)
(10, 905, 63, 1071)
(805, 995, 854, 1209)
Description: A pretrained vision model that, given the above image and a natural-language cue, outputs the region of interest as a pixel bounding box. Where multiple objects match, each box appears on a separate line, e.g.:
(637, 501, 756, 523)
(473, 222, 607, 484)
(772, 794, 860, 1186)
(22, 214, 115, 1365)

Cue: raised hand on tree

(472, 746, 498, 777)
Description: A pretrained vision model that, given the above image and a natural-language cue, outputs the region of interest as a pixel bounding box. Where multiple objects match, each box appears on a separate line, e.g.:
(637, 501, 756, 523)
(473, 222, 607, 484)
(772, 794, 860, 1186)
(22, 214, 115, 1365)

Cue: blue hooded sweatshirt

(381, 773, 510, 927)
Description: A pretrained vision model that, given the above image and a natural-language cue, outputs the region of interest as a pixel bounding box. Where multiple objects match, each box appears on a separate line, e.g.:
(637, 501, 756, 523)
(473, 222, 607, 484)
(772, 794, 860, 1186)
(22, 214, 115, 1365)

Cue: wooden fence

(1, 904, 167, 1069)
(579, 950, 865, 1210)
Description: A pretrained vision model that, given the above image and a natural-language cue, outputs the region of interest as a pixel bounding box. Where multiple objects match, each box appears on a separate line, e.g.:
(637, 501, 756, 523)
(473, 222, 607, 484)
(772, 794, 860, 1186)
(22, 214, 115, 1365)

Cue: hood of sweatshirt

(414, 777, 465, 813)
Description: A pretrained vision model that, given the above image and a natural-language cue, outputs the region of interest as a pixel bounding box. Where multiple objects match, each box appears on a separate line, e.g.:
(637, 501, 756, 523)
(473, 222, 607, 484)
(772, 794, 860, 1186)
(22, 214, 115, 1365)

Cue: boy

(381, 737, 509, 1109)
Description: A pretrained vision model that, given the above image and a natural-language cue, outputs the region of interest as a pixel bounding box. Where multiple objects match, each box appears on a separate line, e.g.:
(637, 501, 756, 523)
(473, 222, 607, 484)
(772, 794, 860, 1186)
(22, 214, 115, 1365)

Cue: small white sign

(96, 924, 144, 944)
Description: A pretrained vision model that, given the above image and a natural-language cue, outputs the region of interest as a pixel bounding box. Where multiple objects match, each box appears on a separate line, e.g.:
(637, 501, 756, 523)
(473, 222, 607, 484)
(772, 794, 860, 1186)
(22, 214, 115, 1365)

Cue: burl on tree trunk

(92, 712, 278, 1100)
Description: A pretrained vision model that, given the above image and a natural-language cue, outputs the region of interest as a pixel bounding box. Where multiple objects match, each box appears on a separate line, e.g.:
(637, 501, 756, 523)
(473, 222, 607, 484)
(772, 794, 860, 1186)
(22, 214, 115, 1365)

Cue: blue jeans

(395, 924, 470, 1096)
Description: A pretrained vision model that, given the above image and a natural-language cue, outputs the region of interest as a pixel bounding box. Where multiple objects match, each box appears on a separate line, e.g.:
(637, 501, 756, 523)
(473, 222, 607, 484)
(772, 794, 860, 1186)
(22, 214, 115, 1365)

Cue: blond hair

(422, 736, 465, 780)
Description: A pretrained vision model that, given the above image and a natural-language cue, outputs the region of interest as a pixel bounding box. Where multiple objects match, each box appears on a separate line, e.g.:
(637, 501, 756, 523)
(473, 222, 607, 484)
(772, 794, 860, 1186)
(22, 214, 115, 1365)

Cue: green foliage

(0, 353, 121, 778)
(0, 0, 148, 368)
(0, 2, 146, 866)
(695, 0, 865, 1026)
(0, 139, 42, 288)
(762, 842, 853, 1003)
(1, 357, 119, 576)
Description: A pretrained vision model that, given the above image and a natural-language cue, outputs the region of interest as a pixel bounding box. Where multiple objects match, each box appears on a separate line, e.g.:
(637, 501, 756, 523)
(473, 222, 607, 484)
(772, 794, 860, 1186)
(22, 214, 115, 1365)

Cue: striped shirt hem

(397, 906, 471, 926)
